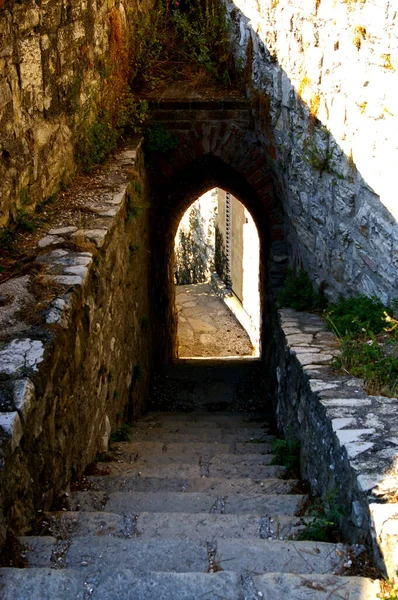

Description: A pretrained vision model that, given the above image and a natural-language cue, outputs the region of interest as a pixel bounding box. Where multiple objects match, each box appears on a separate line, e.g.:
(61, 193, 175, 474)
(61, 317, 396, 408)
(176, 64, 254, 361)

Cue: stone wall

(226, 0, 398, 303)
(0, 0, 154, 228)
(275, 307, 398, 578)
(0, 142, 153, 548)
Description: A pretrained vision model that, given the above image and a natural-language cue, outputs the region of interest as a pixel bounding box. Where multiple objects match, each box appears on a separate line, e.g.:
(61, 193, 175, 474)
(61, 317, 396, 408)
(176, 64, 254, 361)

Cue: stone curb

(276, 307, 398, 578)
(0, 142, 143, 548)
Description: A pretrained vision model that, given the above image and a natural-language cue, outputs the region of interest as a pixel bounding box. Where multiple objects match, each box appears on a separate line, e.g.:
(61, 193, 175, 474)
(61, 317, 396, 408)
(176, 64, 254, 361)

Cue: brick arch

(147, 115, 286, 366)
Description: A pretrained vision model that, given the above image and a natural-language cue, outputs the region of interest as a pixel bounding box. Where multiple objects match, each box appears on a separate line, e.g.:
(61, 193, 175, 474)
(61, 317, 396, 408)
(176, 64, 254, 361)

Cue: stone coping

(276, 307, 398, 578)
(0, 143, 142, 500)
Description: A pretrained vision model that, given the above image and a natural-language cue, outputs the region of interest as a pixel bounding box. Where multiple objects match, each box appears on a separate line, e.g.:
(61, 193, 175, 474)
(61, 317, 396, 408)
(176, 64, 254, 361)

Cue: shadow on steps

(149, 358, 274, 415)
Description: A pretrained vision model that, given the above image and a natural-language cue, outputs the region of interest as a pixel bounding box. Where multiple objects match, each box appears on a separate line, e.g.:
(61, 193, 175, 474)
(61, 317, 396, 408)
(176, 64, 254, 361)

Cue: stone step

(31, 511, 302, 541)
(143, 411, 272, 424)
(252, 573, 381, 599)
(110, 440, 273, 460)
(86, 475, 300, 494)
(128, 427, 274, 444)
(0, 568, 381, 600)
(132, 512, 301, 540)
(108, 452, 275, 470)
(20, 536, 351, 575)
(86, 460, 285, 479)
(66, 491, 305, 515)
(134, 414, 272, 429)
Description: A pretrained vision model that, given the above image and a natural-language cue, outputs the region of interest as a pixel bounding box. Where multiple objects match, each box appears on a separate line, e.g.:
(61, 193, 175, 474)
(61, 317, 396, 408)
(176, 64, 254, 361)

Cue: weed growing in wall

(297, 493, 344, 543)
(74, 8, 149, 173)
(144, 122, 179, 156)
(110, 424, 132, 442)
(326, 296, 398, 397)
(271, 438, 300, 473)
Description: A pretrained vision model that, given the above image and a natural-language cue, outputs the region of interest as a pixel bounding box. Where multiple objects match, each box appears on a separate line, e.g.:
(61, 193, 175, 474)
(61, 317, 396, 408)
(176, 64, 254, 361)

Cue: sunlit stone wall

(0, 0, 155, 228)
(226, 0, 398, 302)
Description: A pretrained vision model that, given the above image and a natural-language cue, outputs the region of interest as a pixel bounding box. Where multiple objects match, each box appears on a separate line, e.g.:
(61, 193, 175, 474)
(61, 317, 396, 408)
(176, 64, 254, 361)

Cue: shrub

(326, 295, 390, 338)
(277, 269, 327, 311)
(144, 122, 179, 155)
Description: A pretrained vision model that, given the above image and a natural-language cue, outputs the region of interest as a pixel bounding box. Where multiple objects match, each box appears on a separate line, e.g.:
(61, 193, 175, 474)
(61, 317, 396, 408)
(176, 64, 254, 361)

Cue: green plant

(129, 243, 141, 258)
(297, 494, 344, 543)
(133, 363, 143, 382)
(305, 140, 334, 173)
(271, 438, 300, 472)
(327, 295, 398, 397)
(144, 122, 179, 156)
(326, 295, 390, 338)
(277, 269, 327, 311)
(110, 424, 132, 442)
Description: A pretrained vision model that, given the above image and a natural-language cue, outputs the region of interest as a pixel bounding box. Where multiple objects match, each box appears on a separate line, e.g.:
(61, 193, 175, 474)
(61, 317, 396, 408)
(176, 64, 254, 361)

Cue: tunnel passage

(144, 99, 288, 369)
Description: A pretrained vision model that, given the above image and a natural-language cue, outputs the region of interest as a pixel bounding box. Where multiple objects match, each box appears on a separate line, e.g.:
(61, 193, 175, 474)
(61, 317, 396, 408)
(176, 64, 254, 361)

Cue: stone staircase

(0, 406, 381, 599)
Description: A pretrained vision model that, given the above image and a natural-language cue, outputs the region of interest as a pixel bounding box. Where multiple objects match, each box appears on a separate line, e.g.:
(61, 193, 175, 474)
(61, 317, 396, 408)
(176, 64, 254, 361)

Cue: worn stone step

(0, 569, 244, 600)
(20, 536, 209, 572)
(215, 539, 350, 574)
(20, 535, 353, 576)
(0, 568, 381, 600)
(108, 451, 275, 470)
(252, 573, 381, 599)
(128, 427, 274, 444)
(110, 441, 273, 460)
(135, 512, 301, 540)
(86, 475, 300, 494)
(86, 460, 285, 479)
(66, 491, 305, 515)
(134, 414, 272, 429)
(143, 411, 272, 424)
(33, 511, 302, 541)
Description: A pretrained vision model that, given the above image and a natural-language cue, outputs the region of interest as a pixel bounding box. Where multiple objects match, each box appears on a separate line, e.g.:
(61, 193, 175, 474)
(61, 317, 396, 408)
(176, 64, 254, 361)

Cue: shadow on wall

(227, 0, 398, 304)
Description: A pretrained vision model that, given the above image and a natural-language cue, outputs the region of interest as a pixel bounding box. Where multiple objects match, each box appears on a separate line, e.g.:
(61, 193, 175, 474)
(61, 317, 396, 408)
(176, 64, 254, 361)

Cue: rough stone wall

(275, 308, 398, 578)
(226, 0, 398, 303)
(0, 0, 154, 228)
(0, 143, 152, 548)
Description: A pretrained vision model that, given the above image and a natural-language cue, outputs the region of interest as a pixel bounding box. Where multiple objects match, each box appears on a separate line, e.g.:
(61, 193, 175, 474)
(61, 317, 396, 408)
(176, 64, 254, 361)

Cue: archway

(148, 152, 286, 370)
(174, 188, 261, 358)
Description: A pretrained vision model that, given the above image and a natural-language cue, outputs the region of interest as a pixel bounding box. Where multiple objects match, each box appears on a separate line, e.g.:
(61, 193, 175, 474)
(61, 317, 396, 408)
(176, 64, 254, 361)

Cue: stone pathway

(0, 363, 381, 599)
(176, 283, 254, 358)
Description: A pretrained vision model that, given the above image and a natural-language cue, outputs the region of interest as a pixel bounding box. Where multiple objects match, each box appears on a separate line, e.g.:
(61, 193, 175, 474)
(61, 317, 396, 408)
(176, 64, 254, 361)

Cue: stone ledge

(275, 307, 398, 578)
(0, 143, 141, 443)
(0, 140, 148, 549)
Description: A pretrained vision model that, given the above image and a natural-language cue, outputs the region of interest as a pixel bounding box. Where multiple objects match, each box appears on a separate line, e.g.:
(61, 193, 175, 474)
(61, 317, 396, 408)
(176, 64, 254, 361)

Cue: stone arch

(146, 114, 287, 367)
